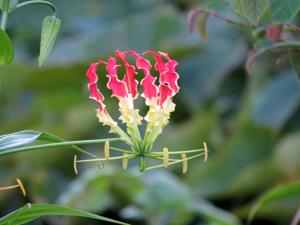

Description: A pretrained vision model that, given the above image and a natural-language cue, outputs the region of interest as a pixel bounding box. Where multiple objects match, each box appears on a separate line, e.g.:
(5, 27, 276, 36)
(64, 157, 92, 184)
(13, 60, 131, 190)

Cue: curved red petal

(158, 83, 173, 106)
(144, 50, 180, 96)
(161, 60, 180, 94)
(116, 50, 138, 98)
(106, 57, 127, 98)
(86, 61, 106, 112)
(133, 53, 158, 100)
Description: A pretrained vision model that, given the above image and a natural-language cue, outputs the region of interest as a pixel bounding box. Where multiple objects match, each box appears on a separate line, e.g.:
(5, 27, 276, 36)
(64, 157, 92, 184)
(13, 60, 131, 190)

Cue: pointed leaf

(0, 203, 130, 225)
(38, 16, 61, 66)
(0, 28, 14, 65)
(0, 130, 89, 157)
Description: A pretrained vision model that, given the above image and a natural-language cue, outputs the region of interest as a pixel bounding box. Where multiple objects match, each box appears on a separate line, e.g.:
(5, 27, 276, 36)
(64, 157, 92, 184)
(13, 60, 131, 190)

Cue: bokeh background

(1, 0, 300, 224)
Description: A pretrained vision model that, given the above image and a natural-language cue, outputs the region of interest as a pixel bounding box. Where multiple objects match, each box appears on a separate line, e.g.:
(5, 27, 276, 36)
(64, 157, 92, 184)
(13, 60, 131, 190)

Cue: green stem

(0, 138, 122, 157)
(15, 0, 57, 15)
(77, 154, 136, 163)
(110, 146, 132, 154)
(144, 152, 206, 171)
(0, 10, 8, 30)
(146, 148, 207, 156)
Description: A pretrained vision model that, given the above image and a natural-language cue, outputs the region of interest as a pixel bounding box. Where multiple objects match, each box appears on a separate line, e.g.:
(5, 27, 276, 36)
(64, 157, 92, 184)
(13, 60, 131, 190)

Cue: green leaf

(0, 130, 120, 157)
(38, 16, 61, 66)
(252, 72, 300, 129)
(0, 203, 130, 225)
(0, 28, 14, 65)
(270, 0, 300, 22)
(248, 180, 300, 223)
(0, 130, 85, 156)
(234, 0, 268, 25)
(190, 200, 241, 225)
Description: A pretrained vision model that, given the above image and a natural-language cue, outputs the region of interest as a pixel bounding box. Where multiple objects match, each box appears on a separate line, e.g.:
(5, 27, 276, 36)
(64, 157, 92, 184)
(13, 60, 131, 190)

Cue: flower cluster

(79, 50, 207, 172)
(86, 50, 179, 152)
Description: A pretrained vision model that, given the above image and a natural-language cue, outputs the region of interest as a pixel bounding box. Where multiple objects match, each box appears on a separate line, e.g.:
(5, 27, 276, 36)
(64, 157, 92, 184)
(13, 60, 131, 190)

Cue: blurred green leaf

(0, 203, 130, 225)
(248, 180, 300, 223)
(0, 28, 13, 65)
(58, 170, 143, 212)
(187, 123, 276, 197)
(270, 0, 300, 22)
(38, 16, 61, 66)
(252, 72, 300, 129)
(233, 0, 268, 25)
(190, 200, 241, 225)
(274, 132, 300, 178)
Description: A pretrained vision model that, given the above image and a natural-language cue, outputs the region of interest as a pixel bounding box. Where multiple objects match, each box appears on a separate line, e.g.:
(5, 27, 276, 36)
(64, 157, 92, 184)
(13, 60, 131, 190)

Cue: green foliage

(248, 181, 300, 223)
(38, 15, 61, 66)
(0, 130, 120, 157)
(0, 29, 13, 65)
(270, 0, 300, 22)
(1, 0, 300, 225)
(233, 0, 268, 25)
(0, 203, 129, 225)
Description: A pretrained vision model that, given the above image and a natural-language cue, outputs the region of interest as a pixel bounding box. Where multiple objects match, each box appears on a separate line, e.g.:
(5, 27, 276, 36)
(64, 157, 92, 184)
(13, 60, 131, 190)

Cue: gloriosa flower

(80, 50, 207, 172)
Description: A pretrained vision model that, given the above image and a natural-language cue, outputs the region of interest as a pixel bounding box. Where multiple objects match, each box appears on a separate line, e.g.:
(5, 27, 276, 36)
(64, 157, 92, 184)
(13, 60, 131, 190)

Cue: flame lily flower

(79, 50, 208, 172)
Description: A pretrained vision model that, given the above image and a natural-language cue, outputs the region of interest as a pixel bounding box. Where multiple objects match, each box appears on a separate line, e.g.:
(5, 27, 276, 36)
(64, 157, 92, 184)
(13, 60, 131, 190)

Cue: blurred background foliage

(1, 0, 300, 224)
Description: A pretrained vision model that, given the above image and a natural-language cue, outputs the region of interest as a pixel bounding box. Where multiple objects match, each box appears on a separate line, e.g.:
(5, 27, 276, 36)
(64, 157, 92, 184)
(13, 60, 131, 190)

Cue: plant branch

(16, 0, 57, 15)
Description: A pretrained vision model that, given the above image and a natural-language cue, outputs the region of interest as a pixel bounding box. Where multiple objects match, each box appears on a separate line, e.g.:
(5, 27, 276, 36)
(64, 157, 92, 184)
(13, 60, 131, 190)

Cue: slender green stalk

(146, 148, 207, 157)
(15, 0, 57, 15)
(144, 152, 206, 171)
(0, 11, 8, 30)
(77, 154, 136, 163)
(110, 146, 132, 154)
(0, 138, 122, 157)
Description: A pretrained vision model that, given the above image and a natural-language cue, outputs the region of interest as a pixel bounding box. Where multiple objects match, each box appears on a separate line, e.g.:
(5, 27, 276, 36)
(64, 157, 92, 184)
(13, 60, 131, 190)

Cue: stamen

(73, 155, 78, 175)
(104, 141, 110, 160)
(203, 142, 208, 162)
(163, 147, 169, 168)
(181, 154, 188, 174)
(16, 179, 26, 197)
(122, 153, 129, 170)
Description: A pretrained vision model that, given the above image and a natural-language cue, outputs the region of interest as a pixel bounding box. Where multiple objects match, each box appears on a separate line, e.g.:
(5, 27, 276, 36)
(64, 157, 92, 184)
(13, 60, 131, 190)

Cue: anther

(73, 155, 78, 175)
(104, 141, 110, 160)
(122, 153, 128, 170)
(203, 142, 208, 162)
(16, 178, 27, 197)
(163, 147, 169, 168)
(181, 154, 188, 174)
